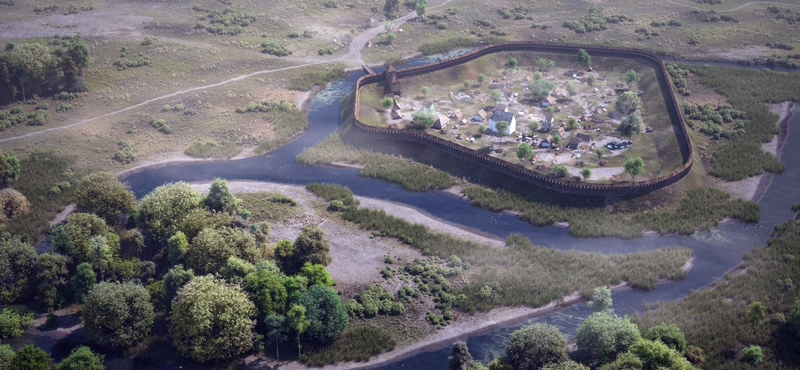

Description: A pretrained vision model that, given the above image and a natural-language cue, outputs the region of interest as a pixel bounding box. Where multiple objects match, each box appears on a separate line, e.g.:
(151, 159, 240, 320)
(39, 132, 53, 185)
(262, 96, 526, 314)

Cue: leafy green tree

(504, 57, 518, 70)
(380, 96, 394, 109)
(8, 345, 51, 370)
(412, 108, 436, 127)
(244, 265, 288, 319)
(577, 49, 592, 67)
(75, 172, 136, 225)
(136, 182, 203, 247)
(586, 74, 596, 85)
(66, 38, 90, 68)
(517, 142, 533, 161)
(615, 91, 641, 115)
(287, 304, 311, 356)
(489, 89, 503, 103)
(384, 0, 399, 12)
(478, 124, 487, 134)
(596, 148, 605, 158)
(278, 226, 331, 274)
(624, 157, 645, 182)
(178, 208, 232, 242)
(530, 79, 556, 98)
(56, 346, 104, 370)
(204, 178, 241, 215)
(186, 226, 259, 275)
(628, 338, 695, 369)
(506, 324, 568, 370)
(300, 262, 335, 287)
(576, 311, 641, 365)
(566, 82, 578, 95)
(83, 282, 154, 348)
(527, 121, 540, 132)
(162, 264, 194, 311)
(495, 121, 510, 135)
(0, 306, 34, 339)
(597, 351, 643, 370)
(477, 74, 486, 85)
(0, 150, 20, 187)
(552, 134, 562, 146)
(53, 213, 119, 266)
(0, 344, 14, 369)
(644, 324, 686, 353)
(35, 252, 69, 311)
(463, 80, 472, 89)
(580, 167, 592, 181)
(0, 238, 37, 304)
(415, 1, 426, 16)
(421, 86, 430, 97)
(553, 164, 568, 177)
(587, 286, 611, 311)
(624, 69, 640, 85)
(537, 58, 555, 71)
(295, 285, 349, 345)
(532, 71, 543, 80)
(746, 302, 766, 325)
(167, 231, 189, 265)
(221, 256, 256, 285)
(170, 275, 256, 363)
(88, 235, 112, 281)
(264, 314, 289, 360)
(541, 361, 589, 370)
(567, 117, 577, 130)
(448, 341, 473, 370)
(740, 345, 763, 364)
(619, 112, 643, 136)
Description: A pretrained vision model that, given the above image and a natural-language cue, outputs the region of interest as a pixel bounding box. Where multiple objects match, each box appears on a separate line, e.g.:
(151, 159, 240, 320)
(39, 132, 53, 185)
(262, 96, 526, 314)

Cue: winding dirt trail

(0, 0, 454, 144)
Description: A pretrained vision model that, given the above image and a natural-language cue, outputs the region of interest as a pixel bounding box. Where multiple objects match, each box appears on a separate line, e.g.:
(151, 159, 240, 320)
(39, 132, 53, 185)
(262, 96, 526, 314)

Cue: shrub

(299, 326, 395, 365)
(114, 139, 136, 163)
(261, 41, 291, 56)
(740, 345, 763, 364)
(83, 282, 154, 348)
(418, 37, 476, 55)
(149, 118, 172, 134)
(0, 305, 34, 339)
(506, 324, 568, 369)
(184, 140, 241, 158)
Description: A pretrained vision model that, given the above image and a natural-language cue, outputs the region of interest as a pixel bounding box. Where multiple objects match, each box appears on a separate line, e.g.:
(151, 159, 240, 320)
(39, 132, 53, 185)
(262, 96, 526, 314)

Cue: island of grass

(356, 44, 689, 190)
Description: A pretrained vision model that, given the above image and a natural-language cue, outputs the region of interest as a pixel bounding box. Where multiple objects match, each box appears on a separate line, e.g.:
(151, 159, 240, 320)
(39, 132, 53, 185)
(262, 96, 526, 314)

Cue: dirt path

(664, 0, 800, 11)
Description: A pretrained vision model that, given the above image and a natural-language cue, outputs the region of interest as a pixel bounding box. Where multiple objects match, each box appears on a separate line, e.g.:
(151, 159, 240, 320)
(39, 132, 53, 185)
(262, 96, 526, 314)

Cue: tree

(83, 282, 154, 348)
(167, 231, 189, 265)
(162, 264, 194, 311)
(221, 256, 256, 285)
(87, 235, 112, 281)
(56, 346, 104, 370)
(566, 82, 578, 95)
(0, 237, 36, 304)
(577, 49, 592, 68)
(66, 38, 90, 68)
(624, 157, 645, 182)
(287, 304, 311, 356)
(478, 124, 487, 135)
(477, 74, 486, 85)
(615, 91, 641, 115)
(644, 324, 686, 353)
(380, 96, 394, 109)
(596, 148, 605, 158)
(532, 71, 543, 80)
(35, 253, 69, 310)
(448, 341, 473, 370)
(628, 338, 695, 369)
(741, 345, 763, 364)
(586, 74, 596, 85)
(536, 58, 555, 71)
(746, 302, 766, 325)
(264, 314, 289, 360)
(576, 311, 641, 365)
(0, 188, 30, 223)
(463, 80, 471, 89)
(384, 0, 399, 12)
(567, 117, 577, 130)
(244, 265, 288, 319)
(279, 226, 331, 274)
(552, 134, 563, 146)
(179, 208, 232, 242)
(0, 150, 20, 187)
(186, 226, 258, 275)
(541, 361, 589, 370)
(504, 57, 518, 70)
(136, 182, 203, 247)
(579, 167, 592, 181)
(300, 262, 335, 287)
(587, 286, 611, 311)
(553, 164, 568, 177)
(506, 324, 568, 370)
(0, 306, 34, 339)
(71, 262, 96, 303)
(495, 121, 510, 135)
(517, 143, 533, 161)
(619, 112, 643, 136)
(421, 86, 430, 97)
(170, 275, 256, 363)
(415, 1, 426, 17)
(53, 213, 119, 267)
(0, 344, 14, 369)
(204, 178, 241, 215)
(8, 345, 51, 370)
(597, 351, 643, 370)
(490, 89, 503, 103)
(624, 69, 640, 85)
(412, 108, 436, 127)
(527, 121, 540, 133)
(530, 79, 556, 98)
(75, 172, 136, 225)
(295, 285, 349, 345)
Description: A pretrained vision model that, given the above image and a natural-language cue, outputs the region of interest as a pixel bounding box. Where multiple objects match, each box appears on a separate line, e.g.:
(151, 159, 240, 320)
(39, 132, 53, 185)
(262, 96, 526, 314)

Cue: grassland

(236, 192, 301, 222)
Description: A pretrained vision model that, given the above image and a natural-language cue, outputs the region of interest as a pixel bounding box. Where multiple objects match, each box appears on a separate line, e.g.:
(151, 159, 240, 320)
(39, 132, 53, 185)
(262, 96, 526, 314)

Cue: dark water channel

(120, 58, 800, 368)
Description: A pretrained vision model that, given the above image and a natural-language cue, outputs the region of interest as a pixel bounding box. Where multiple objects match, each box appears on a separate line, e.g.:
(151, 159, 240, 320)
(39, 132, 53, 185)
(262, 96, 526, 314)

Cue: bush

(300, 326, 395, 365)
(83, 282, 154, 348)
(506, 324, 568, 369)
(184, 140, 241, 158)
(261, 41, 291, 56)
(149, 118, 172, 134)
(114, 139, 136, 163)
(0, 306, 34, 339)
(740, 345, 763, 364)
(418, 37, 476, 55)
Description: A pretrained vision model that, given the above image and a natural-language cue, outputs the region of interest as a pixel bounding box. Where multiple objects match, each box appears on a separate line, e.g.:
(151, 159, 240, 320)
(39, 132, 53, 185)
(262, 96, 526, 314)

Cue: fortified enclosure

(350, 42, 693, 196)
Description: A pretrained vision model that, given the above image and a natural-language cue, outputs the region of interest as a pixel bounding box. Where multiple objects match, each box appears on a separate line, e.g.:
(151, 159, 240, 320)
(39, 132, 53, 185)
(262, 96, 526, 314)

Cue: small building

(488, 110, 517, 135)
(390, 110, 402, 120)
(450, 109, 463, 119)
(392, 99, 403, 110)
(591, 117, 605, 124)
(540, 120, 553, 132)
(495, 104, 508, 112)
(477, 109, 487, 120)
(576, 133, 593, 143)
(432, 115, 450, 130)
(565, 136, 582, 149)
(545, 96, 556, 105)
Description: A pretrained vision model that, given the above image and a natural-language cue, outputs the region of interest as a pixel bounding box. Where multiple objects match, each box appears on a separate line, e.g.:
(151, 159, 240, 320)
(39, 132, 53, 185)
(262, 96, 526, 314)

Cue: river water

(122, 60, 800, 368)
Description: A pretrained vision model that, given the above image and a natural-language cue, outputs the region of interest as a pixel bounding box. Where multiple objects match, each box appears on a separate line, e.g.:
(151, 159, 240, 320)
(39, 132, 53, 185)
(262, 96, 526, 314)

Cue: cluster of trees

(0, 36, 90, 104)
(617, 91, 644, 136)
(1, 174, 349, 365)
(445, 287, 704, 370)
(0, 344, 104, 370)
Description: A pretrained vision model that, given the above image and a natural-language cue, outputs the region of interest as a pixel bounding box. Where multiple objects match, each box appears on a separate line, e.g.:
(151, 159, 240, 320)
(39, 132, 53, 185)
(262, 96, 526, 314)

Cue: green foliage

(171, 275, 256, 363)
(346, 284, 401, 318)
(563, 6, 631, 34)
(52, 212, 120, 266)
(627, 338, 695, 369)
(624, 157, 645, 181)
(184, 140, 241, 158)
(644, 324, 687, 353)
(412, 107, 436, 127)
(506, 324, 568, 369)
(740, 345, 763, 364)
(244, 264, 288, 318)
(261, 41, 291, 56)
(530, 79, 556, 98)
(8, 345, 51, 370)
(288, 66, 346, 91)
(587, 286, 612, 311)
(75, 172, 136, 225)
(0, 344, 14, 369)
(71, 262, 96, 303)
(162, 264, 194, 311)
(204, 178, 241, 215)
(234, 100, 309, 153)
(149, 118, 172, 134)
(552, 164, 568, 177)
(504, 57, 518, 70)
(136, 182, 203, 246)
(580, 167, 592, 181)
(299, 326, 395, 366)
(278, 226, 331, 274)
(619, 112, 643, 137)
(0, 237, 36, 304)
(114, 139, 136, 163)
(682, 103, 745, 138)
(0, 305, 34, 339)
(221, 256, 256, 285)
(295, 285, 348, 345)
(113, 56, 151, 71)
(616, 91, 641, 115)
(380, 96, 394, 109)
(576, 311, 641, 365)
(745, 301, 767, 325)
(186, 226, 258, 275)
(56, 346, 104, 370)
(300, 262, 335, 287)
(577, 48, 592, 67)
(83, 282, 154, 348)
(517, 142, 533, 161)
(167, 231, 189, 265)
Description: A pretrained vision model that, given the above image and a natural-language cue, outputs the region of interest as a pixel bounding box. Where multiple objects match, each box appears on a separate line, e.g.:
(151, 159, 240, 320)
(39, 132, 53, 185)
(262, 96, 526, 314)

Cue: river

(121, 58, 800, 368)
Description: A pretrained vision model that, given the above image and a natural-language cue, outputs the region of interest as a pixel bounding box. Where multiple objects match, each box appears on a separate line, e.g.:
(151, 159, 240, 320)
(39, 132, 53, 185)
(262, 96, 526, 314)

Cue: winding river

(122, 59, 800, 368)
